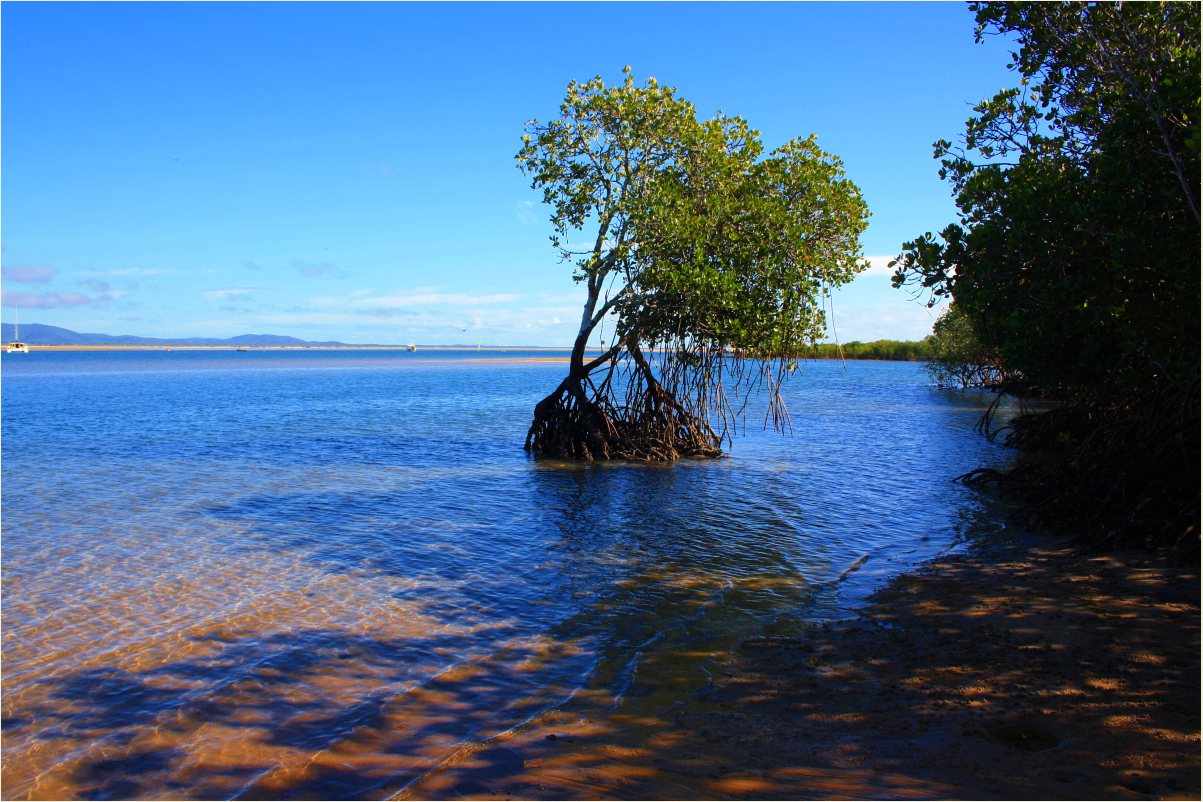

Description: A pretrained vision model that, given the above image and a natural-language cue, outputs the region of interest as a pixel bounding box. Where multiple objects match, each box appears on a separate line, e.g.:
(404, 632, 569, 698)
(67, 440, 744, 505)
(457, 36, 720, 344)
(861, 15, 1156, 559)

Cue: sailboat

(6, 307, 28, 353)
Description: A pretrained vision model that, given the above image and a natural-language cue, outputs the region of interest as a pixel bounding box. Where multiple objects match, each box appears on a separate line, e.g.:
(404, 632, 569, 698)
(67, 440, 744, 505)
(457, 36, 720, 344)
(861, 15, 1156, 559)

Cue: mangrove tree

(518, 68, 869, 461)
(891, 2, 1199, 554)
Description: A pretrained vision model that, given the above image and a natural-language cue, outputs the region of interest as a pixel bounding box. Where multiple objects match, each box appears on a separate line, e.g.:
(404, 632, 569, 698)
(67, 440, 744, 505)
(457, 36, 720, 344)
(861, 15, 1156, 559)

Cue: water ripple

(2, 350, 1018, 799)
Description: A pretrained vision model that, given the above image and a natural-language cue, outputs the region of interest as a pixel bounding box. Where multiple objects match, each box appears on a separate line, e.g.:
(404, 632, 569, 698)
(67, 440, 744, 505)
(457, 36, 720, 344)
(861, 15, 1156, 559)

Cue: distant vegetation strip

(2, 323, 933, 359)
(806, 339, 933, 361)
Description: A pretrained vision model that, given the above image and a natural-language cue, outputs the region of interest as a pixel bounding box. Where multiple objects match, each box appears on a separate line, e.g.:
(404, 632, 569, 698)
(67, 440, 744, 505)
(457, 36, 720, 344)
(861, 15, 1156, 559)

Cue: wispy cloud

(243, 290, 580, 342)
(537, 292, 588, 304)
(351, 292, 523, 308)
(80, 268, 187, 276)
(459, 310, 576, 333)
(290, 259, 348, 279)
(255, 304, 572, 331)
(824, 300, 945, 342)
(515, 200, 537, 225)
(2, 289, 94, 308)
(256, 312, 412, 327)
(2, 264, 58, 284)
(244, 261, 262, 271)
(204, 288, 257, 300)
(77, 278, 111, 292)
(860, 255, 900, 277)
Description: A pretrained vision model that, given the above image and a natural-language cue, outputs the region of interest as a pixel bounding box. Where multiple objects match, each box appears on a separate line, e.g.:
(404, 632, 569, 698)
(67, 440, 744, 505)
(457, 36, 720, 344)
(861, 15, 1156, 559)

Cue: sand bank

(403, 531, 1199, 800)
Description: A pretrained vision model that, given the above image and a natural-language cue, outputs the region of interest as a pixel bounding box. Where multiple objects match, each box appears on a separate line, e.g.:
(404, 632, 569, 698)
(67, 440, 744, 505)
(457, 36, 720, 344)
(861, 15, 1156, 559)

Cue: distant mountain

(1, 323, 348, 346)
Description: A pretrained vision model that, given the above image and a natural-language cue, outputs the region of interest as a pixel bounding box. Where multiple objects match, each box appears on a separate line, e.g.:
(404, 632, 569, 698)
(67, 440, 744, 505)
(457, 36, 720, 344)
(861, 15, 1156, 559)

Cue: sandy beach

(402, 530, 1200, 800)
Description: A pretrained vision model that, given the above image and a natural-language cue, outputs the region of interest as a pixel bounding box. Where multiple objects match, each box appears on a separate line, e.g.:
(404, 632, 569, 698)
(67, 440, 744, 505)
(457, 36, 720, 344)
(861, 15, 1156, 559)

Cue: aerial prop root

(955, 373, 1200, 560)
(525, 378, 723, 462)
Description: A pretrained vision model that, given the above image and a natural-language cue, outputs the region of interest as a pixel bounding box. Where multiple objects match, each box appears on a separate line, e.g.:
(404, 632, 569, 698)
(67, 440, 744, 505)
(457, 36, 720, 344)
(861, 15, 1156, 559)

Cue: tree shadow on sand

(7, 622, 594, 799)
(5, 456, 1065, 800)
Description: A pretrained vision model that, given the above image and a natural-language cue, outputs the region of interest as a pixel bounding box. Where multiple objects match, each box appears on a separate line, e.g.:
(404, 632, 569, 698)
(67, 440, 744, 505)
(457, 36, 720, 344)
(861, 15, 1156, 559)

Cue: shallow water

(1, 349, 1017, 800)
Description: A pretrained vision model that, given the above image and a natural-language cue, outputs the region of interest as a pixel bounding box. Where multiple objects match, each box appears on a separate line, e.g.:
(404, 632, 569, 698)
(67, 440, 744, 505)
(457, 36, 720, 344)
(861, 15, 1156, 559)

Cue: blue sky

(2, 2, 1017, 345)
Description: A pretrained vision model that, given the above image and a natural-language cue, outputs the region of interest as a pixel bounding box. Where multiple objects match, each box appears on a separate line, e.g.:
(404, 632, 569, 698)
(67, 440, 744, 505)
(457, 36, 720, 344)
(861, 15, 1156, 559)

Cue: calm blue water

(1, 349, 1016, 800)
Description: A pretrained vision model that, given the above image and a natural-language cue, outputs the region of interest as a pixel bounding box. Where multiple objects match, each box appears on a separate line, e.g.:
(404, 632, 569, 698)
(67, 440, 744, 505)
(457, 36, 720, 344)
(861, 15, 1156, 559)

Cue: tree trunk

(525, 327, 723, 461)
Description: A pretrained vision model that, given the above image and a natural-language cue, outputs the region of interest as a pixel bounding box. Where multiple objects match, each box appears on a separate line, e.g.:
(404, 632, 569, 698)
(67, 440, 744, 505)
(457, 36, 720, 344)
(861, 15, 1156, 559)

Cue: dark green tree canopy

(892, 1, 1199, 393)
(518, 68, 869, 460)
(894, 2, 1199, 554)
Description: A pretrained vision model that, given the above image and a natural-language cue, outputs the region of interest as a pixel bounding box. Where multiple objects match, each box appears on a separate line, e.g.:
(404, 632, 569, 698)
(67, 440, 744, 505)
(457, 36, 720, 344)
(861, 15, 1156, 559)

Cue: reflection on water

(1, 350, 1017, 799)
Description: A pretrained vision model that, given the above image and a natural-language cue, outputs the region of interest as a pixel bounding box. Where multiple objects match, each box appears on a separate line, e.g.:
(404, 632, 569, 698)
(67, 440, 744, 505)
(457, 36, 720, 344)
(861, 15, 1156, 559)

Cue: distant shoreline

(1, 345, 931, 363)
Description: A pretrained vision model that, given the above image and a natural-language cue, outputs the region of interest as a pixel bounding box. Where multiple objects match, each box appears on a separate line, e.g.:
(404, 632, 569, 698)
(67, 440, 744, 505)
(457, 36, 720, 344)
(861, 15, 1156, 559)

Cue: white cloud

(291, 259, 347, 278)
(350, 292, 523, 308)
(2, 289, 93, 308)
(514, 200, 537, 225)
(536, 292, 588, 304)
(459, 306, 581, 332)
(824, 299, 947, 342)
(80, 268, 188, 276)
(204, 288, 257, 300)
(257, 303, 580, 335)
(2, 264, 58, 283)
(257, 311, 431, 327)
(859, 255, 900, 277)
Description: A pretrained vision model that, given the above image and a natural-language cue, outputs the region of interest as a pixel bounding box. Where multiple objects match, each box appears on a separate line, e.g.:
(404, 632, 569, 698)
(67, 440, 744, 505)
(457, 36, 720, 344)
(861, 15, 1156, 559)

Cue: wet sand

(403, 531, 1200, 800)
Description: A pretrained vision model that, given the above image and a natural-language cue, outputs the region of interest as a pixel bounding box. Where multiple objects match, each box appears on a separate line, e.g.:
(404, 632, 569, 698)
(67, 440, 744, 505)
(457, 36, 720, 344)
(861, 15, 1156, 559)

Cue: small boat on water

(407, 344, 417, 352)
(236, 347, 249, 352)
(7, 307, 28, 353)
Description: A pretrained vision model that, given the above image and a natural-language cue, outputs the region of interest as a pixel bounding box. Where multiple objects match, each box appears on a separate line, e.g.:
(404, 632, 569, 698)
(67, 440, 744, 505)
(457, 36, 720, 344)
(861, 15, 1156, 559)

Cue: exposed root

(525, 328, 805, 462)
(959, 373, 1200, 562)
(525, 382, 722, 461)
(524, 337, 734, 461)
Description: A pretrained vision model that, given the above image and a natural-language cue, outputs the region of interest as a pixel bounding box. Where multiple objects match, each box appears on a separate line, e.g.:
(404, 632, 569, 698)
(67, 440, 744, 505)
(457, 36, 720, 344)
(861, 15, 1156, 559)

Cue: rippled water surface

(2, 349, 1017, 799)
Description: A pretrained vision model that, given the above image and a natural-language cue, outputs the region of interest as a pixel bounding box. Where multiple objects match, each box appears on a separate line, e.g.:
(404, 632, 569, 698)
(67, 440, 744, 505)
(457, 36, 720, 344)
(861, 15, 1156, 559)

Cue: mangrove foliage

(518, 68, 869, 461)
(892, 1, 1199, 555)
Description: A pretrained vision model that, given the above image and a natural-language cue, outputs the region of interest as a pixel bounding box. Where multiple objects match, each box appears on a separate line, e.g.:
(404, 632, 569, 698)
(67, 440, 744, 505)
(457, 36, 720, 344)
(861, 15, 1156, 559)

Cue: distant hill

(1, 323, 348, 347)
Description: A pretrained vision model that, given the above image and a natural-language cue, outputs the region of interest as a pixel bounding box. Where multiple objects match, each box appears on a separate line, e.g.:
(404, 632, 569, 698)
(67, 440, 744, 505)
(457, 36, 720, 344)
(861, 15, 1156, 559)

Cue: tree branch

(1084, 9, 1199, 222)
